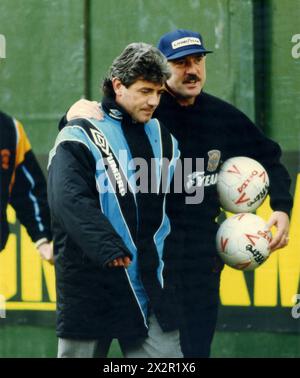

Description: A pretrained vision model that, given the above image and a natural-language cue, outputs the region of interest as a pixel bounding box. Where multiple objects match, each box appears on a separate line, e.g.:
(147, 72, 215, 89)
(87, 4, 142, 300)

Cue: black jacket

(0, 111, 52, 250)
(155, 91, 293, 281)
(48, 103, 181, 340)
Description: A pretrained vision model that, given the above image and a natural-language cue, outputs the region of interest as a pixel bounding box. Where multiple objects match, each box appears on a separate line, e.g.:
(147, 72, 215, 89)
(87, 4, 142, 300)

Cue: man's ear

(112, 78, 123, 97)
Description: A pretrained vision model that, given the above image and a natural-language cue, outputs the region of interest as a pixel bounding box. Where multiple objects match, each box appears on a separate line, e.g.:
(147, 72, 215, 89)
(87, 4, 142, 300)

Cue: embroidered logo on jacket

(186, 171, 218, 189)
(207, 150, 221, 172)
(91, 129, 110, 155)
(90, 128, 126, 196)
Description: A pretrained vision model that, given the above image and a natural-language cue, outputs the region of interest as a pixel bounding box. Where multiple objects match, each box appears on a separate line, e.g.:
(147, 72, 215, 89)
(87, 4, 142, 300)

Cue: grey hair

(102, 42, 171, 97)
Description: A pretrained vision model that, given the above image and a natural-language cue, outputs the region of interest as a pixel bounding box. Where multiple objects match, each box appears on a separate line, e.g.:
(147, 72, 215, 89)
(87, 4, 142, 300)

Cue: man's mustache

(183, 74, 200, 84)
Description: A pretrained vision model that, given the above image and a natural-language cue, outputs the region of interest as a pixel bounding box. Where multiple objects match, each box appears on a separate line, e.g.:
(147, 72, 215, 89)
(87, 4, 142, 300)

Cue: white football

(216, 213, 272, 271)
(217, 156, 269, 213)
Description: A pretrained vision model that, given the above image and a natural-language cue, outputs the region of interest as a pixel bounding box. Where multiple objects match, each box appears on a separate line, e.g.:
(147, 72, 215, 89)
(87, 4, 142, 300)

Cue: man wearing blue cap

(61, 29, 292, 358)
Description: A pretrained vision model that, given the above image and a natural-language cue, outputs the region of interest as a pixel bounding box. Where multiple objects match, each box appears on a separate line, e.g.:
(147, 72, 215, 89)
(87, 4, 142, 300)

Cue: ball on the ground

(216, 213, 272, 271)
(217, 156, 269, 213)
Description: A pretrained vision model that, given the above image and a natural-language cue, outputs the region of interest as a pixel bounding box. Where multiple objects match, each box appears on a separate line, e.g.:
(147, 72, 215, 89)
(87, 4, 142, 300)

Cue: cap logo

(171, 37, 201, 50)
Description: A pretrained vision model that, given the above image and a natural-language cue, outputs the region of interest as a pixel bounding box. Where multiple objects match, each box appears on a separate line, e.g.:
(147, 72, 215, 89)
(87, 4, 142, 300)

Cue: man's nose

(147, 94, 160, 107)
(185, 61, 198, 74)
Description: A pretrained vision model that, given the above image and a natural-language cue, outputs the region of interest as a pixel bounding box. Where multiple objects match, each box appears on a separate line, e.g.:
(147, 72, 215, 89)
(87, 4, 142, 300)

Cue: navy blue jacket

(156, 90, 293, 291)
(48, 106, 181, 340)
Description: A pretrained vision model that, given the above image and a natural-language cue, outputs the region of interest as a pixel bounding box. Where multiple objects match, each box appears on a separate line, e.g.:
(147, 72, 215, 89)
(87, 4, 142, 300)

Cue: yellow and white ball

(217, 156, 269, 213)
(216, 213, 272, 271)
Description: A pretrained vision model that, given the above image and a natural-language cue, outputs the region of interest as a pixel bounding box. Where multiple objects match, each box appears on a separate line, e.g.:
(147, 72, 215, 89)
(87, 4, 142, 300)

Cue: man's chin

(175, 85, 202, 100)
(135, 115, 152, 123)
(183, 86, 202, 98)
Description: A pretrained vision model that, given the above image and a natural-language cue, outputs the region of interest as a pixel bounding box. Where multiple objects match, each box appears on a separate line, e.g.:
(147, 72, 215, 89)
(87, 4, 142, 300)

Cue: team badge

(207, 150, 221, 172)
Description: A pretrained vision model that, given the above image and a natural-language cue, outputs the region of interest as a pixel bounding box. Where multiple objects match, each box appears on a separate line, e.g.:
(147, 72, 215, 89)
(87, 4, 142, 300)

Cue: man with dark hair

(48, 43, 183, 358)
(0, 111, 52, 262)
(62, 30, 293, 358)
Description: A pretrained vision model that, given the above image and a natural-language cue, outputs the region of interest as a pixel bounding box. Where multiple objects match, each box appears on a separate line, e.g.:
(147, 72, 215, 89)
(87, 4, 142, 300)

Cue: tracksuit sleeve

(47, 141, 133, 267)
(233, 113, 293, 216)
(9, 121, 52, 242)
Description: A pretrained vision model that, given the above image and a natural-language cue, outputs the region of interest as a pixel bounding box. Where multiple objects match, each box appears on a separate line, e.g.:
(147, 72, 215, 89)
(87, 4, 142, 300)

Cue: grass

(0, 326, 299, 358)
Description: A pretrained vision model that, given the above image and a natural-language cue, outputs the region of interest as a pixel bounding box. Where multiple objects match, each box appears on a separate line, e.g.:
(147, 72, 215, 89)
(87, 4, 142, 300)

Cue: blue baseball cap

(157, 29, 213, 60)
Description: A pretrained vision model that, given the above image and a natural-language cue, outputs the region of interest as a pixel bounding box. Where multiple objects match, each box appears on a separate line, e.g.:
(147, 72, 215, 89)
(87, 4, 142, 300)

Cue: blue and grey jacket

(48, 105, 181, 340)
